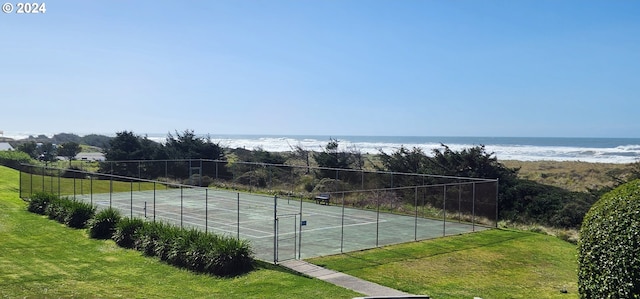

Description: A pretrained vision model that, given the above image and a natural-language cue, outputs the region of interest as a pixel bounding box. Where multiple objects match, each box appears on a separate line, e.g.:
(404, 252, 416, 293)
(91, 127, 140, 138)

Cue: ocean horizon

(3, 132, 640, 164)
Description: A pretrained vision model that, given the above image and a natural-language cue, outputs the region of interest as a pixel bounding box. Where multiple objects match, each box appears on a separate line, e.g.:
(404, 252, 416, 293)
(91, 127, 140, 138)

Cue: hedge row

(0, 150, 34, 170)
(27, 192, 95, 228)
(26, 193, 254, 277)
(578, 179, 640, 298)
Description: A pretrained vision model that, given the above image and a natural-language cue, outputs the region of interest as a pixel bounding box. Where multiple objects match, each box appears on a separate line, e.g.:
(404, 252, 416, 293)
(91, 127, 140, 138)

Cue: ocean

(4, 132, 640, 164)
(161, 134, 640, 164)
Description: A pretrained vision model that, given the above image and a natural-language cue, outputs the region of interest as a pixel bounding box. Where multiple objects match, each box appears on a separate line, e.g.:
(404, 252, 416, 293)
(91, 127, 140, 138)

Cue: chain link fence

(19, 161, 498, 262)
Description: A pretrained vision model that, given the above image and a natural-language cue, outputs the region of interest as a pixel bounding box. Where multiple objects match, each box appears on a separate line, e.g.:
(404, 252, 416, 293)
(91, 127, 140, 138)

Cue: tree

(82, 134, 112, 149)
(377, 146, 428, 174)
(313, 138, 353, 178)
(58, 142, 82, 166)
(164, 130, 224, 160)
(289, 144, 311, 174)
(101, 131, 161, 176)
(164, 130, 227, 180)
(578, 179, 640, 297)
(17, 141, 38, 159)
(251, 147, 286, 164)
(36, 142, 57, 162)
(52, 133, 81, 144)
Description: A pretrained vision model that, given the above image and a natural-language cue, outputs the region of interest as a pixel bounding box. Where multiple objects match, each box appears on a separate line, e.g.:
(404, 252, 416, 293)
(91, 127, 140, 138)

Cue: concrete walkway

(279, 260, 428, 298)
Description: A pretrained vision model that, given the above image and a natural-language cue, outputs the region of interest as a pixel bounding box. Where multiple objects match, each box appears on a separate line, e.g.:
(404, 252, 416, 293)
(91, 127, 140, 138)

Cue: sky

(1, 1, 639, 138)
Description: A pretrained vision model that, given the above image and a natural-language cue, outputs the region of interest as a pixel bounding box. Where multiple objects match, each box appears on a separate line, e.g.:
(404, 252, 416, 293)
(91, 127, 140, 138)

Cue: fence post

(458, 183, 462, 223)
(414, 186, 418, 241)
(495, 179, 500, 228)
(130, 181, 133, 218)
(273, 195, 278, 264)
(205, 188, 208, 233)
(49, 168, 53, 194)
(376, 190, 380, 247)
(41, 165, 45, 193)
(153, 182, 156, 222)
(109, 175, 113, 208)
(57, 169, 61, 197)
(298, 193, 303, 260)
(340, 192, 345, 253)
(472, 182, 476, 232)
(443, 185, 447, 237)
(237, 192, 240, 240)
(180, 186, 183, 228)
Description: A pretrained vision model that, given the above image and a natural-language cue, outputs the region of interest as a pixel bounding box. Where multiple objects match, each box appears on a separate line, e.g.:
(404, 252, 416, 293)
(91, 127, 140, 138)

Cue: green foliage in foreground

(310, 229, 578, 299)
(88, 207, 122, 239)
(578, 179, 640, 298)
(26, 191, 57, 214)
(44, 196, 96, 229)
(26, 191, 253, 277)
(0, 166, 360, 298)
(137, 222, 254, 276)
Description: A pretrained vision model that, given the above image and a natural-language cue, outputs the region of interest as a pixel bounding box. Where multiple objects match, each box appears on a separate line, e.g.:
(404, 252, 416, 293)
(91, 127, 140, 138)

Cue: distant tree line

(10, 133, 112, 162)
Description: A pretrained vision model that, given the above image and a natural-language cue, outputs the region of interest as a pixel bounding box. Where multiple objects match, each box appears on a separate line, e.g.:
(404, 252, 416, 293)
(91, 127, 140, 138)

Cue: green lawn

(309, 229, 578, 299)
(0, 166, 360, 299)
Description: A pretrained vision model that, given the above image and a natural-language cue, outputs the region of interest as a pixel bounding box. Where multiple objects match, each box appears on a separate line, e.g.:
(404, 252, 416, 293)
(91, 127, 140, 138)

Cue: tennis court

(74, 187, 490, 262)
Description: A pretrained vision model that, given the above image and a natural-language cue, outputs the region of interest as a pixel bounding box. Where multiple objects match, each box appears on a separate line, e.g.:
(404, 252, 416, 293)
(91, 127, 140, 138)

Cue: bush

(0, 150, 33, 170)
(88, 208, 122, 239)
(64, 200, 96, 228)
(128, 220, 254, 276)
(208, 236, 253, 276)
(578, 179, 640, 298)
(27, 192, 58, 215)
(45, 197, 71, 223)
(113, 217, 145, 248)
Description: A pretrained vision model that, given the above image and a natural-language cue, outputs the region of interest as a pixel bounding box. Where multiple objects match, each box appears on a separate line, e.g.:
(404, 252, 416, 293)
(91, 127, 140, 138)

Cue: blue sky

(1, 1, 639, 138)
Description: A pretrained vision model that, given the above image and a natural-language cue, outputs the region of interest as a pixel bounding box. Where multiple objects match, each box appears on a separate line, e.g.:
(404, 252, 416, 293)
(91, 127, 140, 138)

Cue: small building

(0, 142, 14, 151)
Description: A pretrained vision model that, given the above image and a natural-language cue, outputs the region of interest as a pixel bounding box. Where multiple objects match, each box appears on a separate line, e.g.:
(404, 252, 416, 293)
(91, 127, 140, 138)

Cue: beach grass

(503, 160, 631, 192)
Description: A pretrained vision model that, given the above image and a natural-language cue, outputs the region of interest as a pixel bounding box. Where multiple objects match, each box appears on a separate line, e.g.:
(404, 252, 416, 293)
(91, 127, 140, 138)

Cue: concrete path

(279, 260, 428, 298)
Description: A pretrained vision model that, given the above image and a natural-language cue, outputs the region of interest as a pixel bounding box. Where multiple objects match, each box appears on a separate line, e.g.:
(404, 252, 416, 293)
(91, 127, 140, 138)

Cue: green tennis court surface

(74, 187, 490, 262)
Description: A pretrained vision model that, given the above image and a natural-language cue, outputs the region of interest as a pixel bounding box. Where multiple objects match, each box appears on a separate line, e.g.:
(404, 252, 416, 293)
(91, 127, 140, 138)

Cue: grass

(503, 160, 631, 192)
(309, 229, 578, 299)
(0, 166, 360, 298)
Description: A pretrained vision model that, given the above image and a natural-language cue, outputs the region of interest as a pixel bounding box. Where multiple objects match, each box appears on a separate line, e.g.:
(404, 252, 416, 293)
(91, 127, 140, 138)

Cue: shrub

(88, 208, 122, 239)
(113, 217, 145, 248)
(208, 236, 253, 276)
(126, 220, 254, 276)
(45, 196, 71, 223)
(27, 192, 58, 215)
(136, 221, 174, 257)
(578, 179, 640, 298)
(0, 150, 33, 170)
(64, 200, 96, 229)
